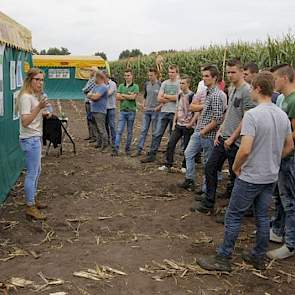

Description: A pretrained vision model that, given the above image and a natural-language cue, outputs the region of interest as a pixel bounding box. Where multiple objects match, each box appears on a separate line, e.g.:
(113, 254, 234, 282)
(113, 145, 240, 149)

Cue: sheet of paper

(13, 90, 20, 120)
(10, 60, 16, 90)
(16, 60, 23, 87)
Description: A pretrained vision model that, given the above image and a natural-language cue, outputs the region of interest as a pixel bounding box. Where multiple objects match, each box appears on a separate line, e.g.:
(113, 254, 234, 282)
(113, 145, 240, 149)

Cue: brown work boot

(195, 254, 232, 272)
(26, 206, 47, 220)
(35, 200, 48, 209)
(131, 150, 142, 157)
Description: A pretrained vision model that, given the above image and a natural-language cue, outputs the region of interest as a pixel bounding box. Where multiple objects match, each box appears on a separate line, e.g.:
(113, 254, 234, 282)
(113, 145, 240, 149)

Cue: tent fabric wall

(33, 55, 110, 100)
(41, 67, 87, 100)
(0, 46, 32, 202)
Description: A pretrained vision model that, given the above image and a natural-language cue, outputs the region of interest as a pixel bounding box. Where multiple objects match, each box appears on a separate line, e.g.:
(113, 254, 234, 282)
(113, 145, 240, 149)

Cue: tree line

(32, 47, 180, 60)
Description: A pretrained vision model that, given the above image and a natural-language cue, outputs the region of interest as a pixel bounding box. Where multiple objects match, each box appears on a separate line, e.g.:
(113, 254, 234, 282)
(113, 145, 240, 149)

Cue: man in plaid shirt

(178, 65, 226, 191)
(195, 59, 255, 218)
(82, 66, 98, 141)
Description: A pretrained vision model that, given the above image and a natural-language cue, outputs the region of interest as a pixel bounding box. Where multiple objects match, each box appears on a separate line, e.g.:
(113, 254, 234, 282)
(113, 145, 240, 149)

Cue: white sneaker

(158, 165, 169, 171)
(270, 228, 283, 243)
(267, 244, 295, 260)
(180, 168, 186, 174)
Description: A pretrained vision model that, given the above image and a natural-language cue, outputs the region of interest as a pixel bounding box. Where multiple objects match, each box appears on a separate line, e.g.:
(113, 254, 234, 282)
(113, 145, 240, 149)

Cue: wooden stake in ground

(222, 46, 227, 81)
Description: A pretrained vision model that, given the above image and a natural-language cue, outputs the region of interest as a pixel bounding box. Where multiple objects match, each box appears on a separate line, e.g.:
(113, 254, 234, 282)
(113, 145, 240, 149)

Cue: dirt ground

(0, 98, 295, 295)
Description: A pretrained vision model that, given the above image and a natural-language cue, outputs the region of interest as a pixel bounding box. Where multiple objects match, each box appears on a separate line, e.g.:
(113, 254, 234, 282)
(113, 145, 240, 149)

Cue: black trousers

(203, 136, 239, 208)
(165, 125, 194, 168)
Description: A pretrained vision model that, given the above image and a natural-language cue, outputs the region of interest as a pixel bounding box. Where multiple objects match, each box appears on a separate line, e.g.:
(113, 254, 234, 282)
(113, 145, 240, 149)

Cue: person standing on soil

(103, 71, 117, 149)
(267, 64, 295, 260)
(113, 69, 139, 156)
(82, 66, 98, 142)
(141, 65, 180, 163)
(177, 66, 225, 192)
(158, 75, 198, 172)
(132, 68, 161, 157)
(195, 72, 294, 272)
(18, 68, 51, 220)
(193, 59, 255, 220)
(87, 71, 109, 152)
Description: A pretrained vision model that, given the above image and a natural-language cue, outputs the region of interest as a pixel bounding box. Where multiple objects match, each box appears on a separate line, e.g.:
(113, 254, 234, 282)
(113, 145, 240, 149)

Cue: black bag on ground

(43, 115, 62, 148)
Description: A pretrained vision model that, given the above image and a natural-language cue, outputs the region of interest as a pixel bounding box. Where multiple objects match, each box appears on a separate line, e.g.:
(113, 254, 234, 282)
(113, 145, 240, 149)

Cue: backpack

(177, 92, 195, 105)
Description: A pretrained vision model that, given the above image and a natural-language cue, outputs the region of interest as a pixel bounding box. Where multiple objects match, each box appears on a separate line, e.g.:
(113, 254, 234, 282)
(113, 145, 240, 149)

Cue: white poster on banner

(0, 45, 4, 116)
(10, 61, 16, 90)
(16, 60, 23, 87)
(13, 90, 20, 120)
(48, 68, 70, 79)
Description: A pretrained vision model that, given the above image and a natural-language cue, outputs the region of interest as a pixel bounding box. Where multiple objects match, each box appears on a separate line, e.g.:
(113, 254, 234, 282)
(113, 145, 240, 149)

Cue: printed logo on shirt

(164, 84, 178, 95)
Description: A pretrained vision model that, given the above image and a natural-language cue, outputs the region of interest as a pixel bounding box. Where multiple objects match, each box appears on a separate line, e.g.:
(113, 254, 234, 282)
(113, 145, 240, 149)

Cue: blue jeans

(272, 156, 295, 248)
(272, 192, 285, 238)
(19, 137, 42, 206)
(106, 108, 116, 146)
(115, 111, 136, 152)
(218, 178, 274, 258)
(184, 131, 213, 181)
(137, 111, 159, 151)
(149, 112, 174, 154)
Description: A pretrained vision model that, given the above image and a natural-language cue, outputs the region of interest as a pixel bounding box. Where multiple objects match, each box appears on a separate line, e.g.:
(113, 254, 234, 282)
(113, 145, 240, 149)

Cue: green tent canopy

(33, 55, 110, 100)
(0, 11, 33, 202)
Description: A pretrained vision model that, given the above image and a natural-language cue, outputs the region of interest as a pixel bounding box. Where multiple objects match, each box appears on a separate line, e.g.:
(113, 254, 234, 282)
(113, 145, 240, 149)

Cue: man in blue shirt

(103, 70, 117, 149)
(87, 71, 109, 151)
(82, 66, 97, 141)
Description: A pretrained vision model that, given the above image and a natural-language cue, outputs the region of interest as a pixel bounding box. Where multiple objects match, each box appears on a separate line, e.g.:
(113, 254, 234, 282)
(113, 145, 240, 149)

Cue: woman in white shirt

(18, 68, 49, 220)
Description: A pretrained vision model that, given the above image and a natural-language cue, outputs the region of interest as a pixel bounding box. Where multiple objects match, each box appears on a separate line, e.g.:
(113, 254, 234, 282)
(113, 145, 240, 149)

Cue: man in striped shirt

(82, 66, 98, 141)
(178, 65, 225, 191)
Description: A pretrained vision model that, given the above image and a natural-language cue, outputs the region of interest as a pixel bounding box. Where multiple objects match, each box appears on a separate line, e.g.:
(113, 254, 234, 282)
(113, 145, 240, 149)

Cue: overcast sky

(2, 0, 295, 60)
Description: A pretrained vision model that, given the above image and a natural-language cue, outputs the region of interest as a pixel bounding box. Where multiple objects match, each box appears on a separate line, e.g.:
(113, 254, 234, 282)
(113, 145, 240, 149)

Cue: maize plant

(110, 34, 295, 91)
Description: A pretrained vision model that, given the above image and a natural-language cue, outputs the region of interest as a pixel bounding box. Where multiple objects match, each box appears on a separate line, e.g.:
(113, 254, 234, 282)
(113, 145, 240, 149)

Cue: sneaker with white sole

(158, 165, 169, 171)
(267, 244, 295, 260)
(180, 168, 186, 174)
(270, 228, 283, 243)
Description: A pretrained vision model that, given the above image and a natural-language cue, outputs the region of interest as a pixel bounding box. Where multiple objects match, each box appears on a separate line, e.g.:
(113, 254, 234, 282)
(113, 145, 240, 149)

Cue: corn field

(109, 35, 295, 91)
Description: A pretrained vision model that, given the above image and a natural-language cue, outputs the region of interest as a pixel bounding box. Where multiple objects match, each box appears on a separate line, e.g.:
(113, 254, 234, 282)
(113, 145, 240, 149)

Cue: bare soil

(0, 97, 294, 295)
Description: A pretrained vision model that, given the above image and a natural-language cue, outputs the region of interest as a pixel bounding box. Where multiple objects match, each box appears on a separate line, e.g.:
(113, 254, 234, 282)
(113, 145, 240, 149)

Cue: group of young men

(82, 60, 295, 271)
